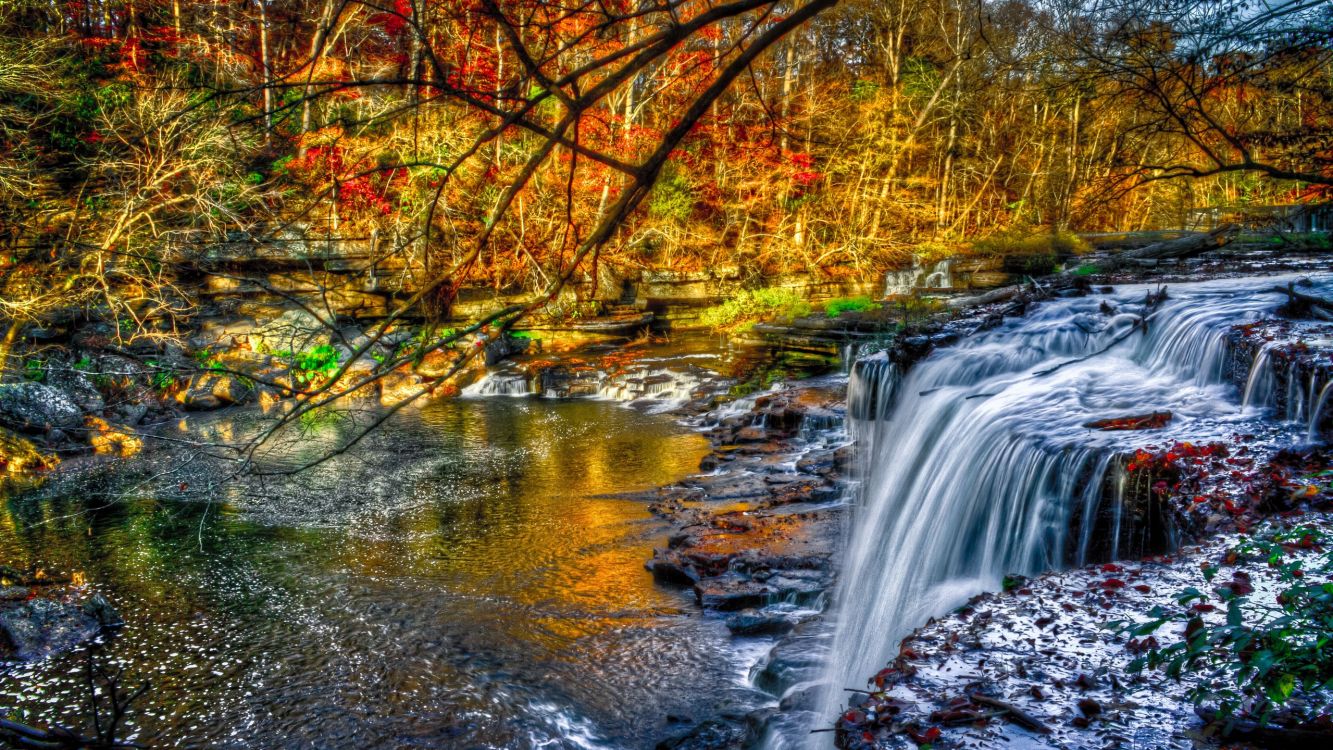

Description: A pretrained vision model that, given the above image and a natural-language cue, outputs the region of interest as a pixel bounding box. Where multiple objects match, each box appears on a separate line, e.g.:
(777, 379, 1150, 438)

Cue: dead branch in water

(1270, 281, 1333, 321)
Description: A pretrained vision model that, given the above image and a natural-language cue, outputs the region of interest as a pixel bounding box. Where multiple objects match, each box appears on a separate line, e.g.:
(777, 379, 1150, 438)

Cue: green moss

(825, 296, 878, 317)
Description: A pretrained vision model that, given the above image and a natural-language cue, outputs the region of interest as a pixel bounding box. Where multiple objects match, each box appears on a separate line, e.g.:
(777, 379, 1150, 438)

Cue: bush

(825, 296, 878, 317)
(1115, 523, 1333, 726)
(970, 230, 1090, 258)
(699, 287, 812, 331)
(293, 344, 341, 384)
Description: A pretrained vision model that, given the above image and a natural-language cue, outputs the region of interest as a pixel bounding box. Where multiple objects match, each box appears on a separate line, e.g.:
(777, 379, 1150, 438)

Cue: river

(1, 396, 773, 748)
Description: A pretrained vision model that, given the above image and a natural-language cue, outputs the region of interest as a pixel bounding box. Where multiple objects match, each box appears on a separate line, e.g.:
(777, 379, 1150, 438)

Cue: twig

(967, 693, 1052, 734)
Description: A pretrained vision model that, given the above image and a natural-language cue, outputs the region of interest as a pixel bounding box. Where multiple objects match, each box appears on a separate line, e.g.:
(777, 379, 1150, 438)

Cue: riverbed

(0, 397, 774, 748)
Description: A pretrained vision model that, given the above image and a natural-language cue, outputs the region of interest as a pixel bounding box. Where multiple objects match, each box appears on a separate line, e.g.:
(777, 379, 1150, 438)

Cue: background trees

(0, 0, 1329, 443)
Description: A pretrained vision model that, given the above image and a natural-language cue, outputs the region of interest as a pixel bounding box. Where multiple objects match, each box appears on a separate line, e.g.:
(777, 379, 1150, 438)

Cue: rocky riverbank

(3, 232, 1332, 750)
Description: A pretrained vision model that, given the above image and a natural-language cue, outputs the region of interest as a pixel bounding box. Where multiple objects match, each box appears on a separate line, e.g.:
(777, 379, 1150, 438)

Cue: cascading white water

(461, 370, 533, 397)
(883, 259, 954, 296)
(800, 275, 1331, 747)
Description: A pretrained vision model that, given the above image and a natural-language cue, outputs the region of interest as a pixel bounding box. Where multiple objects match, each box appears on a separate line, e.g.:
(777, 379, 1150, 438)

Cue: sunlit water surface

(1, 397, 770, 749)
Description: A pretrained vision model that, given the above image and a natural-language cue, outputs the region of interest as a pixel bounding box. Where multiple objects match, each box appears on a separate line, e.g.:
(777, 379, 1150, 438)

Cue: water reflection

(0, 398, 763, 749)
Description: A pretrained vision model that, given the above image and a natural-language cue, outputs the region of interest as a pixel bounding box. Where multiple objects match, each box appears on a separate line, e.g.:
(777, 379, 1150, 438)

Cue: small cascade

(1312, 380, 1333, 442)
(883, 267, 921, 297)
(884, 258, 955, 296)
(798, 275, 1331, 747)
(1242, 341, 1280, 410)
(461, 369, 533, 397)
(845, 354, 898, 422)
(922, 259, 952, 289)
(1237, 330, 1333, 435)
(592, 363, 727, 413)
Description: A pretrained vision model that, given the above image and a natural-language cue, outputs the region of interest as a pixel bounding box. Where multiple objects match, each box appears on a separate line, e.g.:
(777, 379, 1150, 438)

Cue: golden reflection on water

(0, 397, 718, 749)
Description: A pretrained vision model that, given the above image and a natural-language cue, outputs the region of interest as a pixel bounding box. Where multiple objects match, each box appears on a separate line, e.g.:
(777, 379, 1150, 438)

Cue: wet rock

(113, 402, 149, 426)
(752, 631, 828, 695)
(0, 597, 109, 661)
(0, 382, 84, 434)
(176, 372, 252, 410)
(44, 366, 104, 414)
(0, 428, 55, 474)
(695, 569, 830, 612)
(725, 608, 796, 636)
(655, 717, 753, 750)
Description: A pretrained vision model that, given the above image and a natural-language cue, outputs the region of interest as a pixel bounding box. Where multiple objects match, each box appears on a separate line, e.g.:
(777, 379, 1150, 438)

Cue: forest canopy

(0, 0, 1329, 366)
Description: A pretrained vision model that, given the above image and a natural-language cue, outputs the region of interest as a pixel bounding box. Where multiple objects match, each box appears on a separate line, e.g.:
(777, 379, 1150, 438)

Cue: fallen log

(1270, 281, 1333, 321)
(1083, 410, 1173, 431)
(1100, 224, 1239, 271)
(1194, 707, 1333, 747)
(945, 284, 1023, 310)
(967, 693, 1052, 734)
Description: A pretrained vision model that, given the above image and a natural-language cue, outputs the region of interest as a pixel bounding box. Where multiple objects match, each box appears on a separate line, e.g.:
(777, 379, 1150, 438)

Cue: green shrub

(192, 348, 224, 372)
(825, 296, 878, 317)
(1114, 523, 1333, 726)
(293, 344, 341, 384)
(22, 357, 45, 382)
(144, 360, 176, 391)
(699, 287, 812, 331)
(970, 230, 1090, 257)
(648, 172, 695, 224)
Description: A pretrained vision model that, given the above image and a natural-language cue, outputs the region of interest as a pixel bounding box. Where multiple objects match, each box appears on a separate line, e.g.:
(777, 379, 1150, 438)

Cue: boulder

(85, 416, 143, 457)
(0, 596, 116, 661)
(725, 609, 796, 636)
(379, 370, 427, 407)
(0, 428, 56, 474)
(44, 366, 104, 414)
(0, 382, 84, 434)
(176, 373, 252, 410)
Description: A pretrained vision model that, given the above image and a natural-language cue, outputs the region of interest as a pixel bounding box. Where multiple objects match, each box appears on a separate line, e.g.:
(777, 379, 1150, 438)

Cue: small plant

(72, 356, 93, 371)
(144, 360, 176, 391)
(825, 296, 878, 317)
(293, 344, 341, 384)
(22, 357, 46, 382)
(699, 287, 812, 331)
(1073, 263, 1100, 276)
(192, 348, 224, 372)
(1115, 523, 1333, 727)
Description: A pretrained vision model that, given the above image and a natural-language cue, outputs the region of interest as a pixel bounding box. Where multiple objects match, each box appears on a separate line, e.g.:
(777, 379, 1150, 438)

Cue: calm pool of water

(1, 397, 769, 748)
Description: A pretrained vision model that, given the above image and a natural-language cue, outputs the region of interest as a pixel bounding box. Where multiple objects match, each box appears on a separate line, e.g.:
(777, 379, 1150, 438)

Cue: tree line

(0, 0, 1328, 360)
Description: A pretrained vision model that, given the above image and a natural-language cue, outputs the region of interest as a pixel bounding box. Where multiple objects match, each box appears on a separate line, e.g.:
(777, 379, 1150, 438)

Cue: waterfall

(800, 276, 1330, 746)
(883, 258, 954, 295)
(923, 259, 952, 289)
(461, 370, 533, 397)
(1311, 380, 1333, 442)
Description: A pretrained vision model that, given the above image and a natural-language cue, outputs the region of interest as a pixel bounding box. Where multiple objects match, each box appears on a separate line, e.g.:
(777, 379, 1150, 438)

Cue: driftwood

(1099, 224, 1239, 270)
(1270, 281, 1333, 321)
(967, 693, 1052, 734)
(946, 284, 1024, 310)
(1083, 410, 1173, 431)
(1195, 707, 1333, 747)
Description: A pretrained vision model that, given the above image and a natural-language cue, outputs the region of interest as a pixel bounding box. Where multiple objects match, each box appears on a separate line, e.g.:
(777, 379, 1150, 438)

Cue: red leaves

(906, 725, 940, 745)
(1084, 410, 1172, 431)
(1126, 635, 1159, 654)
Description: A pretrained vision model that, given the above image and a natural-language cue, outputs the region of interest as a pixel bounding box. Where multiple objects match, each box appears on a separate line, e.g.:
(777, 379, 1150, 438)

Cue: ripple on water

(1, 397, 771, 749)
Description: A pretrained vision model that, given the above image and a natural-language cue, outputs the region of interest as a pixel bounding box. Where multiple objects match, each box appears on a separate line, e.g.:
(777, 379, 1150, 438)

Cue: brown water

(0, 397, 772, 748)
